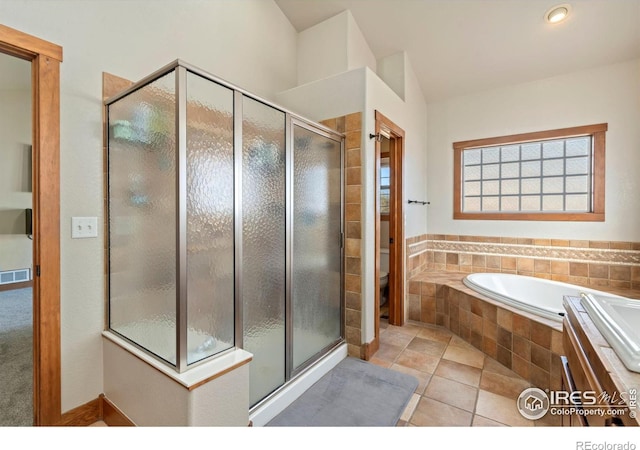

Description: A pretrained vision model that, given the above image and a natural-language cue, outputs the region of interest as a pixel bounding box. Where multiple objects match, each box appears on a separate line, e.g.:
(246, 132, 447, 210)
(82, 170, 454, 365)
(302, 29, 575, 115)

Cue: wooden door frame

(374, 111, 405, 339)
(0, 24, 62, 426)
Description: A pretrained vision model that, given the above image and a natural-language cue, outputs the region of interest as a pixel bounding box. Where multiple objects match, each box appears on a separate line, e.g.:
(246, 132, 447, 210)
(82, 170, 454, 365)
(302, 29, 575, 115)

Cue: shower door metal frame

(105, 59, 345, 378)
(285, 117, 345, 381)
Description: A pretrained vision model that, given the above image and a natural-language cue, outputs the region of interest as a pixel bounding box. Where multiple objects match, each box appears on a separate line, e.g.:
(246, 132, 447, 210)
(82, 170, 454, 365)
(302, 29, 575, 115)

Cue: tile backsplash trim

(423, 240, 640, 266)
(406, 234, 640, 290)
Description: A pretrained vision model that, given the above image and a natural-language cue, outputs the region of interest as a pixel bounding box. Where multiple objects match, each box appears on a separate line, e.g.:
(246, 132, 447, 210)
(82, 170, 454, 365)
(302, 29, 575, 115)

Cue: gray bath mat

(266, 356, 418, 427)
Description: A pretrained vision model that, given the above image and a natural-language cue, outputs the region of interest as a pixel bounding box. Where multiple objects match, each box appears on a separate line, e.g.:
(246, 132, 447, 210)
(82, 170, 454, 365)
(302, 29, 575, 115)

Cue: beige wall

(427, 59, 640, 242)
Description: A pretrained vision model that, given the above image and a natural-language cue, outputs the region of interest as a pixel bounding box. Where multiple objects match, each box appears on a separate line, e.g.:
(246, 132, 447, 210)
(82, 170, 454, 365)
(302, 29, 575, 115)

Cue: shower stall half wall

(105, 60, 345, 416)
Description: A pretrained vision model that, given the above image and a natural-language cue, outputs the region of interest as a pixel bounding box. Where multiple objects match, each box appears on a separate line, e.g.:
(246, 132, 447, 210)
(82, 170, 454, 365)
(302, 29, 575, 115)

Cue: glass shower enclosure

(106, 60, 344, 408)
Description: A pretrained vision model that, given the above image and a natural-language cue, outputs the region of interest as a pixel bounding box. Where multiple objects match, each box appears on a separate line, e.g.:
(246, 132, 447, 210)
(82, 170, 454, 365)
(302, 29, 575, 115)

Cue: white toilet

(380, 248, 390, 306)
(379, 271, 389, 306)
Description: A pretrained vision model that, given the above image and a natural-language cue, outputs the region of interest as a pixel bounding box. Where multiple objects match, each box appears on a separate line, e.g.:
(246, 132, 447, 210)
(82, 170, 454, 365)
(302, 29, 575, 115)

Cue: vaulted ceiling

(275, 0, 640, 102)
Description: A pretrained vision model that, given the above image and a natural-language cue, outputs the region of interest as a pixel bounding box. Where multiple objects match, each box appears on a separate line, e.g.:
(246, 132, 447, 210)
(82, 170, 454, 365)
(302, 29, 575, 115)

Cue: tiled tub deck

(408, 271, 563, 389)
(407, 271, 640, 391)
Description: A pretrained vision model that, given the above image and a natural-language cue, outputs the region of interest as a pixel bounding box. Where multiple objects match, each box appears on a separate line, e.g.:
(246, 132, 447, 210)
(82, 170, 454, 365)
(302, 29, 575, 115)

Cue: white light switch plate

(71, 217, 98, 239)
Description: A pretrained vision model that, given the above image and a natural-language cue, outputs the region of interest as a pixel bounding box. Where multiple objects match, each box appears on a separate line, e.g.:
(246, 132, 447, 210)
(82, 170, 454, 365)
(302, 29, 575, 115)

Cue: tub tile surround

(408, 271, 564, 392)
(404, 234, 640, 392)
(321, 112, 363, 358)
(408, 234, 640, 291)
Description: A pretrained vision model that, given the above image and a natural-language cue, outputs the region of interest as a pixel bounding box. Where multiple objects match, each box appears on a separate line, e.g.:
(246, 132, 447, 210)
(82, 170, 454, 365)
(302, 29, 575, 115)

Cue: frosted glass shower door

(108, 72, 178, 364)
(185, 71, 235, 365)
(106, 60, 344, 383)
(241, 97, 286, 407)
(291, 123, 343, 372)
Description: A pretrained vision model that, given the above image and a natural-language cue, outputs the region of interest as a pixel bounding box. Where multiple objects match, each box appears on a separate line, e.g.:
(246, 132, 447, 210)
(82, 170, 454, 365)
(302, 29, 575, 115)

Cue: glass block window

(380, 157, 390, 215)
(462, 136, 592, 213)
(453, 124, 607, 221)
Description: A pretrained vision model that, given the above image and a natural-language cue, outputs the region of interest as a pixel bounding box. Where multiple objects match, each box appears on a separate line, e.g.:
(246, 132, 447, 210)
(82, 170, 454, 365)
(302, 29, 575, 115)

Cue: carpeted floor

(267, 356, 418, 427)
(0, 288, 33, 426)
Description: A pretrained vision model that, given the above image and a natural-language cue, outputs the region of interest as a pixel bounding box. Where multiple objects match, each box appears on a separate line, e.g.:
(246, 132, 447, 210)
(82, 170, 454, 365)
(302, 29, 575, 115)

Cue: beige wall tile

(345, 308, 361, 328)
(486, 255, 501, 269)
(421, 282, 436, 296)
(346, 167, 361, 185)
(345, 130, 360, 149)
(569, 262, 588, 277)
(345, 257, 361, 275)
(446, 253, 459, 265)
(611, 241, 632, 250)
(345, 326, 361, 346)
(512, 315, 530, 339)
(610, 265, 631, 281)
(459, 253, 473, 266)
(517, 258, 534, 272)
(345, 184, 361, 203)
(345, 112, 361, 132)
(501, 257, 517, 270)
(534, 259, 550, 273)
(497, 308, 512, 331)
(472, 254, 486, 267)
(588, 278, 609, 287)
(497, 327, 512, 350)
(551, 330, 563, 355)
(589, 263, 609, 279)
(346, 221, 360, 239)
(482, 337, 498, 359)
(610, 280, 631, 290)
(345, 203, 360, 221)
(512, 335, 531, 360)
(345, 238, 361, 257)
(345, 274, 361, 293)
(550, 260, 569, 275)
(346, 147, 361, 167)
(530, 321, 551, 349)
(345, 291, 360, 310)
(569, 240, 589, 248)
(589, 241, 610, 249)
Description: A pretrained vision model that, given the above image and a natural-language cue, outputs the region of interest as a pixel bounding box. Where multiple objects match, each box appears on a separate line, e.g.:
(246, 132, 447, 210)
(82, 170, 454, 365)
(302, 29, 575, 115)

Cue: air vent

(0, 269, 31, 285)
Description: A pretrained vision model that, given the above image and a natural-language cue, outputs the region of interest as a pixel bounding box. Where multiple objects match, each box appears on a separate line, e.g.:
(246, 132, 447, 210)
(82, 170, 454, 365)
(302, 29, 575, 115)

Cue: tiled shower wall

(321, 112, 363, 358)
(407, 234, 640, 291)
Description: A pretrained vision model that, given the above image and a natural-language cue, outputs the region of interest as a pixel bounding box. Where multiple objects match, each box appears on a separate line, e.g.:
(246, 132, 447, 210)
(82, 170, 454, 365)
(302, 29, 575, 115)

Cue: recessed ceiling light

(545, 4, 571, 24)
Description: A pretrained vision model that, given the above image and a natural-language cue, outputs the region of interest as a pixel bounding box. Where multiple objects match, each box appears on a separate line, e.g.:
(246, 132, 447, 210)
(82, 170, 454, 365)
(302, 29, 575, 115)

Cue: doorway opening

(0, 51, 33, 426)
(374, 111, 404, 343)
(0, 24, 62, 425)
